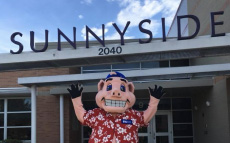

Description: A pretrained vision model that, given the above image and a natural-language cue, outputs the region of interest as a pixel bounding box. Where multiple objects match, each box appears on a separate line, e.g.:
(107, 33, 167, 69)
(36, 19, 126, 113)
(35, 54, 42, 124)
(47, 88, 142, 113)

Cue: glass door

(138, 126, 149, 143)
(149, 111, 173, 143)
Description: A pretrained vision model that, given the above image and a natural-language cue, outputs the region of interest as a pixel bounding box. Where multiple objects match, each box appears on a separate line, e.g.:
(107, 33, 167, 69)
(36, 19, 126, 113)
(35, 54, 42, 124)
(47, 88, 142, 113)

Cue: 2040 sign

(98, 46, 122, 55)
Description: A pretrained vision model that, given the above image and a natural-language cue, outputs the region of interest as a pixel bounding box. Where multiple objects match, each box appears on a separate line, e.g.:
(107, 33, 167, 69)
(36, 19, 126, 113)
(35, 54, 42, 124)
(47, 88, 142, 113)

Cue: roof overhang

(18, 63, 230, 86)
(1, 34, 230, 71)
(0, 87, 30, 96)
(50, 78, 214, 95)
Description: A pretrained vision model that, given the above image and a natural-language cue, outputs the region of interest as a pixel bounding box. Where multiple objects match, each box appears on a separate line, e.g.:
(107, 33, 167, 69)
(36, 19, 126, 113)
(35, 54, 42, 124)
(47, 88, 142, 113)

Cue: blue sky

(0, 0, 181, 53)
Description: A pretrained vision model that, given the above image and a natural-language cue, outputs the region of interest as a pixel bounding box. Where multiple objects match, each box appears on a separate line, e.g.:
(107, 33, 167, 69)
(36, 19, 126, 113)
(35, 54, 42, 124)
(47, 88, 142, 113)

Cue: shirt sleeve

(82, 108, 98, 128)
(134, 110, 149, 127)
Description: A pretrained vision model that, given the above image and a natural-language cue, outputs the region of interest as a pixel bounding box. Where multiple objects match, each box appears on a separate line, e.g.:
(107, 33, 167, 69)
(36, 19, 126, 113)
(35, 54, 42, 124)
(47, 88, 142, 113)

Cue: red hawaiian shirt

(83, 108, 148, 143)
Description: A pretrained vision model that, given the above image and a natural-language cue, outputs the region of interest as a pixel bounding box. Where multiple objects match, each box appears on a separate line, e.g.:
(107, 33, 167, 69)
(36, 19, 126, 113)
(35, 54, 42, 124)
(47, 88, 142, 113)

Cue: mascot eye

(120, 84, 126, 92)
(107, 84, 112, 91)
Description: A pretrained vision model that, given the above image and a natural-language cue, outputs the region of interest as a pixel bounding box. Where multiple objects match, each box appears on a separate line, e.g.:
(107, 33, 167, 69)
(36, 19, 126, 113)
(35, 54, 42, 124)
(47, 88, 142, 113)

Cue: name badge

(121, 119, 133, 125)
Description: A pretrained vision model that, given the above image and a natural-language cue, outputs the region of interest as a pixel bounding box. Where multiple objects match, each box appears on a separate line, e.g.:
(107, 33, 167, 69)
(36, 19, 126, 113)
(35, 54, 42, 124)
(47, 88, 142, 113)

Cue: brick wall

(36, 95, 72, 143)
(37, 95, 60, 143)
(0, 68, 74, 143)
(0, 68, 70, 87)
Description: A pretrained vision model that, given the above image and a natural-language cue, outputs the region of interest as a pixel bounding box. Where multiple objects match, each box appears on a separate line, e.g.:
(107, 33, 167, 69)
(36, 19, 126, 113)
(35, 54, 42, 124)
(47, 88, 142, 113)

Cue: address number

(98, 46, 122, 55)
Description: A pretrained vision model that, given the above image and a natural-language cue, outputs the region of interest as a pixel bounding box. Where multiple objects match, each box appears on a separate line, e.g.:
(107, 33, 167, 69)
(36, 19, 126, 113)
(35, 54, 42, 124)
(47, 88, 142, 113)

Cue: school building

(0, 0, 230, 143)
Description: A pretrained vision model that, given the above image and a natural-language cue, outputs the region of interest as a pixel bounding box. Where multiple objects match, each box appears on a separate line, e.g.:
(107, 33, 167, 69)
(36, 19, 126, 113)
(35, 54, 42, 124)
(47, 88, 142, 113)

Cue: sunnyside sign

(9, 11, 225, 54)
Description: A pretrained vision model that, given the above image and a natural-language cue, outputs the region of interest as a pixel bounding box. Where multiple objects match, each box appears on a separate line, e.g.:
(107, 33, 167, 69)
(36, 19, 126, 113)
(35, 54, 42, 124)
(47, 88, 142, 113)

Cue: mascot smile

(68, 71, 165, 143)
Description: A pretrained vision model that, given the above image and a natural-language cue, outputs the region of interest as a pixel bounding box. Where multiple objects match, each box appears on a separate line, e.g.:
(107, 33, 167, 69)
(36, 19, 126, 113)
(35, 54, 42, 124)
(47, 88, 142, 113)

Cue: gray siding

(227, 78, 230, 138)
(190, 55, 230, 66)
(193, 79, 230, 143)
(187, 0, 230, 36)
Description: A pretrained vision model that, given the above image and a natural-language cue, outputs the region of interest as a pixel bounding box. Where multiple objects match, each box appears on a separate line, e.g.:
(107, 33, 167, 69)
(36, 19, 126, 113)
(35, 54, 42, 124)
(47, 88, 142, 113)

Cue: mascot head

(95, 72, 136, 113)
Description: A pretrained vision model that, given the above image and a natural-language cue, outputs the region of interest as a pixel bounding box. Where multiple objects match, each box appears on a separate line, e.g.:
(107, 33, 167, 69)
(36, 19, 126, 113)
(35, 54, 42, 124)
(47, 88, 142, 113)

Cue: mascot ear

(98, 80, 105, 91)
(128, 82, 135, 93)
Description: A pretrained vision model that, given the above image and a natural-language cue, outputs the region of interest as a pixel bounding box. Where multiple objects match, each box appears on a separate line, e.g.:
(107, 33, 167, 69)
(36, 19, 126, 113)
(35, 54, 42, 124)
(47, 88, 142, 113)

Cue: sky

(0, 0, 181, 53)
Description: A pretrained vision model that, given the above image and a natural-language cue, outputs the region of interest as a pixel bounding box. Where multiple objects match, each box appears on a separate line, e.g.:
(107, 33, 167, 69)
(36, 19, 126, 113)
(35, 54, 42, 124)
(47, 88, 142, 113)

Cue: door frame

(148, 111, 173, 143)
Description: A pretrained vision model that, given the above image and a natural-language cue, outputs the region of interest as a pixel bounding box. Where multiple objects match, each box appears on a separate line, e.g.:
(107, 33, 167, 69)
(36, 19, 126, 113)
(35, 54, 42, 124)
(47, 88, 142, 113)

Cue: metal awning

(1, 34, 230, 71)
(18, 63, 230, 86)
(0, 87, 30, 96)
(50, 78, 214, 95)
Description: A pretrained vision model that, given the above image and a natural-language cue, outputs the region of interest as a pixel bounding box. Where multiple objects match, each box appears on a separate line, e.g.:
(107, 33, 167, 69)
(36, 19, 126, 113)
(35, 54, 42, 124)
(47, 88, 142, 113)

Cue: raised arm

(144, 85, 165, 124)
(67, 83, 85, 123)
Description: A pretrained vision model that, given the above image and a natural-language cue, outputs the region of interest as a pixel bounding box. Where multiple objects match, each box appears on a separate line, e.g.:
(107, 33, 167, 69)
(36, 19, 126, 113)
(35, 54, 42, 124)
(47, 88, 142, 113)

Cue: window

(172, 98, 192, 110)
(81, 59, 189, 74)
(158, 98, 171, 110)
(170, 59, 189, 67)
(141, 61, 169, 69)
(132, 99, 149, 111)
(172, 98, 193, 143)
(82, 65, 111, 73)
(82, 126, 92, 143)
(0, 98, 31, 141)
(113, 63, 140, 71)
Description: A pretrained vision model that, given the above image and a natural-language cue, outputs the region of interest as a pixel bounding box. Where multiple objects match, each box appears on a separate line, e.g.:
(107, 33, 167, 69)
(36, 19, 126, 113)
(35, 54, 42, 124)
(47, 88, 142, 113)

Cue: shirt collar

(105, 108, 132, 117)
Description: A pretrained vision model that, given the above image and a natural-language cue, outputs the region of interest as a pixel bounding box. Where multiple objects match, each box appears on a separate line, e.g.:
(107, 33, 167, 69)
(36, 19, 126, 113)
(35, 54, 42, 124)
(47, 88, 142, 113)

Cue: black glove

(67, 83, 83, 99)
(148, 85, 165, 99)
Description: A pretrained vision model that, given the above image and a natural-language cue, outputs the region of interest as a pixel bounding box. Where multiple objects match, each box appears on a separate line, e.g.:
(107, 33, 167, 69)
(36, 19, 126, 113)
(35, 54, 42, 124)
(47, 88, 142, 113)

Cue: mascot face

(95, 72, 136, 113)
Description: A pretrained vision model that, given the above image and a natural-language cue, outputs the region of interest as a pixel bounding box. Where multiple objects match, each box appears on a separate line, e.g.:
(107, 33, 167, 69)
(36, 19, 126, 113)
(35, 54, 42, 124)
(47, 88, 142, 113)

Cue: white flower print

(95, 121, 99, 126)
(131, 119, 137, 125)
(126, 124, 132, 129)
(97, 127, 102, 135)
(116, 138, 120, 143)
(85, 108, 145, 143)
(97, 113, 105, 120)
(117, 127, 126, 134)
(123, 133, 132, 141)
(94, 138, 99, 143)
(109, 121, 114, 129)
(89, 110, 94, 114)
(103, 121, 108, 125)
(107, 135, 111, 138)
(103, 136, 108, 142)
(91, 117, 96, 122)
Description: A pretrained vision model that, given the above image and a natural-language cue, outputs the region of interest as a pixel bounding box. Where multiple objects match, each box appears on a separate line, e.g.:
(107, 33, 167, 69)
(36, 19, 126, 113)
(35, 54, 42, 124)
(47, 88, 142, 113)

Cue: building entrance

(139, 111, 173, 143)
(80, 94, 194, 143)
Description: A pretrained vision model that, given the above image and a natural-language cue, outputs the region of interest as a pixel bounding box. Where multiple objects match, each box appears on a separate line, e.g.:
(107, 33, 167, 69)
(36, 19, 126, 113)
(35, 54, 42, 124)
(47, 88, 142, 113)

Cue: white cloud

(112, 0, 180, 28)
(141, 19, 161, 37)
(81, 0, 93, 4)
(0, 29, 31, 53)
(161, 0, 181, 26)
(81, 26, 109, 40)
(105, 32, 134, 40)
(105, 22, 114, 28)
(78, 15, 84, 19)
(116, 0, 163, 27)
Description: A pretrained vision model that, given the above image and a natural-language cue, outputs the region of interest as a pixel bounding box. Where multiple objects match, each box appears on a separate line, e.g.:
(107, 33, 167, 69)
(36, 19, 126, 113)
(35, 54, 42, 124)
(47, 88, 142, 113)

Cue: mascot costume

(68, 71, 165, 143)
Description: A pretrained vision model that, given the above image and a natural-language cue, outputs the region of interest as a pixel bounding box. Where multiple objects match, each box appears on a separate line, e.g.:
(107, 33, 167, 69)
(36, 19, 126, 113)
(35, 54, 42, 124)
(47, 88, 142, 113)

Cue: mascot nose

(112, 89, 121, 97)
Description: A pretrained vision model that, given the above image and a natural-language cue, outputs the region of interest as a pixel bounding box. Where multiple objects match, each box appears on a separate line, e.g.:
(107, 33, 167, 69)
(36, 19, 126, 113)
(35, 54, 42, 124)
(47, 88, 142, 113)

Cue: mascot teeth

(105, 99, 126, 107)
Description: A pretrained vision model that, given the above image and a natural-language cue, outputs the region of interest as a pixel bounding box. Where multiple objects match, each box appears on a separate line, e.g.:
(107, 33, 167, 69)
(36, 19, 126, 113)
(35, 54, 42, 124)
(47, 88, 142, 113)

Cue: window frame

(0, 97, 31, 142)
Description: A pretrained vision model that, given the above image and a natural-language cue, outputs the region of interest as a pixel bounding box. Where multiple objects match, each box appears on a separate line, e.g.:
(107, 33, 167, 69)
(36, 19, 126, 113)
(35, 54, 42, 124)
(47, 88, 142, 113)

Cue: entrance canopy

(18, 63, 226, 86)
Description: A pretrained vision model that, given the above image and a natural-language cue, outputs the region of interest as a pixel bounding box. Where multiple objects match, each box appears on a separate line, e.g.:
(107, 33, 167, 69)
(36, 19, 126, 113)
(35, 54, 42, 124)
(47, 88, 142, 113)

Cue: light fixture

(194, 106, 198, 110)
(206, 101, 211, 107)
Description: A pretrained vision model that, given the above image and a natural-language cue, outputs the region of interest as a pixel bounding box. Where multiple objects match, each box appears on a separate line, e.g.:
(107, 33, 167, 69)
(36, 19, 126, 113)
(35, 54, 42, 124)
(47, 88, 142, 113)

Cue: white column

(3, 99, 7, 140)
(60, 95, 64, 143)
(31, 85, 37, 143)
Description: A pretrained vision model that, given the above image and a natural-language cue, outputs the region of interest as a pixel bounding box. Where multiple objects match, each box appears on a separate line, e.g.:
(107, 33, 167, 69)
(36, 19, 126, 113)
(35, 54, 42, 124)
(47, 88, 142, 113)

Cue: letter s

(10, 32, 23, 54)
(139, 19, 152, 44)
